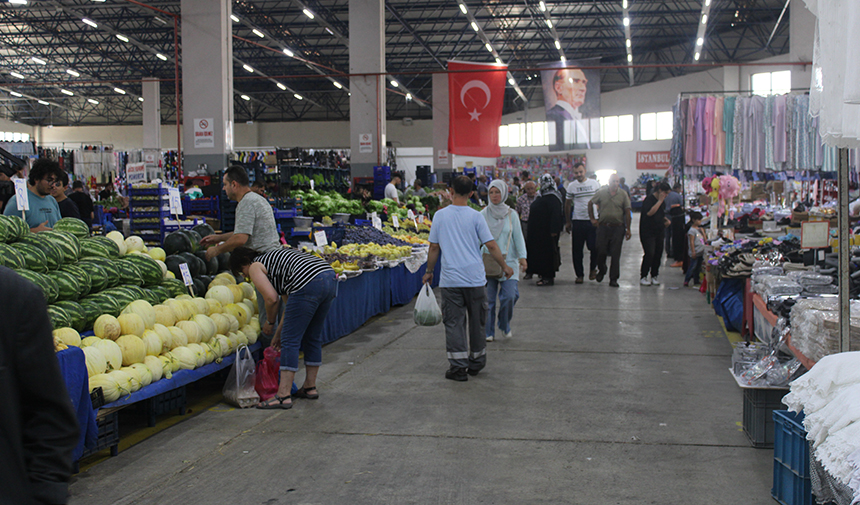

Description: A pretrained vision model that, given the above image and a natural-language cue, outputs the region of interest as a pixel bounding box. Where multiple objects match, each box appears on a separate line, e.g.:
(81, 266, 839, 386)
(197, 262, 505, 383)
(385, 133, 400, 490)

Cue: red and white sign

(636, 151, 671, 171)
(126, 162, 147, 183)
(359, 133, 372, 154)
(194, 118, 214, 148)
(448, 60, 507, 158)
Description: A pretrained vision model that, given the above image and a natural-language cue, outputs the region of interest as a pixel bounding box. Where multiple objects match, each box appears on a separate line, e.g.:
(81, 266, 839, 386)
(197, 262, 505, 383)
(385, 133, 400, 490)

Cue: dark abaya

(526, 194, 564, 279)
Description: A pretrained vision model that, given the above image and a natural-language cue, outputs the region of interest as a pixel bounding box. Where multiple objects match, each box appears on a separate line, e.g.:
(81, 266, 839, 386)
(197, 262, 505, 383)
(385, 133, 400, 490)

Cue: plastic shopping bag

(414, 284, 443, 326)
(255, 347, 281, 401)
(223, 345, 260, 408)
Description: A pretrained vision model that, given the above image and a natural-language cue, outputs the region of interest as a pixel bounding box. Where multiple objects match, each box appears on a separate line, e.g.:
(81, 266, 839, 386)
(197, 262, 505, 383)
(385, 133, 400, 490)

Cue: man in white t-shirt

(384, 173, 401, 204)
(564, 163, 601, 283)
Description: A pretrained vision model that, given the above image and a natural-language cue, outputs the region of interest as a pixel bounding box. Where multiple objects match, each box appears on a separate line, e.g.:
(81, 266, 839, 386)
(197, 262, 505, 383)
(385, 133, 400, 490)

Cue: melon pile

(54, 272, 261, 403)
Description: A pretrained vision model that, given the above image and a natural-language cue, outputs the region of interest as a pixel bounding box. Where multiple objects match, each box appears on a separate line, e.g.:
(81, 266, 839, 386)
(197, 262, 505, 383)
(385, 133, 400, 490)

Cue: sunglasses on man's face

(43, 178, 62, 187)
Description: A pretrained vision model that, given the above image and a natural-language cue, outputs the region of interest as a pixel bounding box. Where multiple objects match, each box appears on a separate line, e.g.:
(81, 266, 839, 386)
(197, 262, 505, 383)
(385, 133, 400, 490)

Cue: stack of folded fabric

(789, 299, 860, 362)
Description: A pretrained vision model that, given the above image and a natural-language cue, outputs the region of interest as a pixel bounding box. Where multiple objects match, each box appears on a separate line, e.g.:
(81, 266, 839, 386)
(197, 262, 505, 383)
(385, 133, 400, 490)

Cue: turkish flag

(448, 60, 507, 158)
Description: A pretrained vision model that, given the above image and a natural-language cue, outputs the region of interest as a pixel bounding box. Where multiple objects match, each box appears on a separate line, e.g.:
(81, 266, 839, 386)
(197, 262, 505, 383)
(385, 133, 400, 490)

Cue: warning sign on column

(194, 118, 214, 148)
(359, 133, 372, 153)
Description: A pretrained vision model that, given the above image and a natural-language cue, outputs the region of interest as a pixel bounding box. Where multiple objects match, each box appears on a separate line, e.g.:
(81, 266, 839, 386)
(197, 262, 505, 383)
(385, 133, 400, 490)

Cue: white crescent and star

(460, 79, 491, 121)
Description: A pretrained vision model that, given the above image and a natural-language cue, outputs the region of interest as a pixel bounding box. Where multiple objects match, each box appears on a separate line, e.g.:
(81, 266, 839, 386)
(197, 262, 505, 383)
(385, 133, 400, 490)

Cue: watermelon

(53, 300, 87, 332)
(141, 288, 160, 306)
(162, 278, 188, 297)
(150, 285, 172, 303)
(79, 299, 104, 328)
(216, 252, 230, 273)
(115, 259, 144, 286)
(192, 278, 205, 296)
(18, 235, 64, 271)
(79, 257, 120, 288)
(76, 261, 108, 293)
(9, 242, 49, 273)
(88, 236, 121, 258)
(60, 264, 92, 297)
(184, 229, 202, 253)
(83, 293, 122, 317)
(99, 287, 136, 309)
(163, 231, 192, 256)
(0, 214, 28, 242)
(192, 223, 215, 239)
(15, 269, 57, 303)
(46, 270, 83, 301)
(180, 252, 204, 278)
(41, 230, 81, 263)
(46, 305, 72, 330)
(80, 239, 112, 259)
(123, 254, 163, 286)
(195, 251, 219, 276)
(164, 255, 185, 280)
(0, 243, 26, 269)
(53, 217, 90, 239)
(121, 285, 148, 302)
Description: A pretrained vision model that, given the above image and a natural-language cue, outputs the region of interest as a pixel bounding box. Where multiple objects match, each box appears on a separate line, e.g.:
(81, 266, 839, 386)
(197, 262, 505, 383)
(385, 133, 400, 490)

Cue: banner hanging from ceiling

(448, 60, 507, 158)
(540, 59, 602, 151)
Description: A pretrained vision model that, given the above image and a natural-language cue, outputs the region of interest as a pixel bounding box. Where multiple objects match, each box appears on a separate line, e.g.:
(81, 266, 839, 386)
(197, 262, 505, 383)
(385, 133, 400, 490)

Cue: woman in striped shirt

(230, 246, 338, 409)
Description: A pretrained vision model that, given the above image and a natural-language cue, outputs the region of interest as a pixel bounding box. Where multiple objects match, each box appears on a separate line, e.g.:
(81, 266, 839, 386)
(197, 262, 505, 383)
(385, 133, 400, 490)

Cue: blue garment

(278, 271, 338, 372)
(664, 191, 683, 212)
(3, 189, 61, 229)
(485, 277, 519, 337)
(480, 208, 527, 278)
(428, 205, 494, 288)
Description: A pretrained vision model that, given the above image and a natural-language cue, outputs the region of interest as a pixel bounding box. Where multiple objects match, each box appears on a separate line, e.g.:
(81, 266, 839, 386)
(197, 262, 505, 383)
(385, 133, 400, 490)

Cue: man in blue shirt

(423, 176, 512, 381)
(3, 159, 64, 232)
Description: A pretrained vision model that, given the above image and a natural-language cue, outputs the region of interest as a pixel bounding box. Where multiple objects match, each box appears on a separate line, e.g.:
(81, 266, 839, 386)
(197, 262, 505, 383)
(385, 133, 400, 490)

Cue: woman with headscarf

(526, 174, 565, 286)
(480, 180, 527, 341)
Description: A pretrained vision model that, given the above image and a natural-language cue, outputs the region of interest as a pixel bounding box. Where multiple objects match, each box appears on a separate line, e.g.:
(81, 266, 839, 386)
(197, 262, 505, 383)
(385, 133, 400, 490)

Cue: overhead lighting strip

(692, 0, 712, 61)
(622, 0, 634, 85)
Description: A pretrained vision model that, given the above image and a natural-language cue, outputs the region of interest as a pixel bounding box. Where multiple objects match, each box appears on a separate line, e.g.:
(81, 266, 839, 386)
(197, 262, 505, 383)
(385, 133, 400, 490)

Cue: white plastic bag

(414, 284, 443, 326)
(222, 345, 260, 408)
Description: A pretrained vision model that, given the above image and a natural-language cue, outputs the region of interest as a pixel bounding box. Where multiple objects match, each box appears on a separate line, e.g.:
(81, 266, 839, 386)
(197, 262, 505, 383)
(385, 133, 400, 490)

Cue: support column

(432, 72, 452, 179)
(349, 0, 385, 179)
(180, 0, 233, 176)
(142, 78, 161, 180)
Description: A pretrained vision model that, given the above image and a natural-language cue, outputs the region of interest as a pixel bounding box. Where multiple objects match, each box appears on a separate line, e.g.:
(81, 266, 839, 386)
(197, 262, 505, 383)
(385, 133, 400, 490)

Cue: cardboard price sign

(418, 215, 425, 224)
(168, 187, 183, 216)
(13, 179, 28, 211)
(179, 263, 194, 286)
(392, 215, 400, 228)
(314, 230, 328, 247)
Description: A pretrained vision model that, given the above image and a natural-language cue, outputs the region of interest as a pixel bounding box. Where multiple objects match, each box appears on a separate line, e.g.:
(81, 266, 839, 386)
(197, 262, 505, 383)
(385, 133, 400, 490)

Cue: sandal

(294, 386, 319, 400)
(536, 279, 554, 286)
(256, 395, 292, 409)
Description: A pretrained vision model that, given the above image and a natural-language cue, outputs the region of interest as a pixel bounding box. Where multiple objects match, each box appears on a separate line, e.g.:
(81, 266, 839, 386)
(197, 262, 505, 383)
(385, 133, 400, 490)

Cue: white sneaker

(486, 335, 494, 342)
(651, 276, 660, 285)
(640, 277, 652, 286)
(504, 330, 513, 339)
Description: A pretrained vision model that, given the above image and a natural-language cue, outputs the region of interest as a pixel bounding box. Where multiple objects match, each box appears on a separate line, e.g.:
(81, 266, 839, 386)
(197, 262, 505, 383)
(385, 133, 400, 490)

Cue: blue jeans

(279, 271, 338, 371)
(685, 256, 703, 285)
(485, 278, 519, 337)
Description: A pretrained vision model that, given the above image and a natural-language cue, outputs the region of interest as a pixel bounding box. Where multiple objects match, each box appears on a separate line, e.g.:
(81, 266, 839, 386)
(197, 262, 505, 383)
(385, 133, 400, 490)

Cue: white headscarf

(484, 179, 511, 238)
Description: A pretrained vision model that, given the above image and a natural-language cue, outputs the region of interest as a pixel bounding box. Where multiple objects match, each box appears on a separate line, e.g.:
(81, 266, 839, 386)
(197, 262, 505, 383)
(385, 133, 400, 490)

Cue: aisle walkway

(69, 219, 775, 505)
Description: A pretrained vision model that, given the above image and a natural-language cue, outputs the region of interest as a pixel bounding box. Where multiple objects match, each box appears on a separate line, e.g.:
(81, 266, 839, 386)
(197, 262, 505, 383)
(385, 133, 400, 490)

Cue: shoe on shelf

(445, 367, 468, 381)
(609, 281, 620, 288)
(651, 276, 660, 285)
(486, 335, 495, 342)
(640, 277, 652, 286)
(504, 330, 513, 339)
(589, 269, 597, 280)
(575, 277, 584, 284)
(670, 261, 684, 268)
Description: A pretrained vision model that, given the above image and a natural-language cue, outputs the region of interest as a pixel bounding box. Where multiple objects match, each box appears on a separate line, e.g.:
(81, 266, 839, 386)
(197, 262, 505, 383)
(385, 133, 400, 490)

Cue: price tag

(179, 263, 193, 286)
(168, 187, 183, 215)
(369, 211, 378, 221)
(372, 217, 383, 230)
(314, 230, 328, 247)
(407, 209, 415, 220)
(392, 215, 400, 228)
(413, 219, 418, 229)
(418, 215, 425, 224)
(13, 179, 28, 211)
(310, 178, 315, 190)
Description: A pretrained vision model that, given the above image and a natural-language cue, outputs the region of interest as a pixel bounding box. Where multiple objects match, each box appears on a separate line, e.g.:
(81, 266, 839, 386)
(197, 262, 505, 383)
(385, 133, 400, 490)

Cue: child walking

(684, 212, 706, 287)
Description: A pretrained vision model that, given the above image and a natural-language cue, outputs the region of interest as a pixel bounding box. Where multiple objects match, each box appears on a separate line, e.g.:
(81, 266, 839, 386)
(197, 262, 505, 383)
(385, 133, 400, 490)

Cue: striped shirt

(565, 178, 601, 221)
(254, 248, 334, 295)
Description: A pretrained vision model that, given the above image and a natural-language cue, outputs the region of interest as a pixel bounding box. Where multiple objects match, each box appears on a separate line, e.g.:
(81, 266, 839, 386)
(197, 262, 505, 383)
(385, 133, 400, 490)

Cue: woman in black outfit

(526, 174, 564, 286)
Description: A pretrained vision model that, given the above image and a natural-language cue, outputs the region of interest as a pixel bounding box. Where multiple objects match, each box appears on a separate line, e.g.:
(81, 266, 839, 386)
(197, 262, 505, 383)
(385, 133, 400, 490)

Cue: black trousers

(596, 225, 625, 282)
(639, 229, 665, 279)
(671, 215, 686, 261)
(570, 220, 597, 278)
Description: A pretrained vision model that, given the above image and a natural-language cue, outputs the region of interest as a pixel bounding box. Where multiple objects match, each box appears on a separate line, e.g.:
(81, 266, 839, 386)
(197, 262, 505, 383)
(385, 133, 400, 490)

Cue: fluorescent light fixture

(694, 52, 700, 60)
(325, 27, 333, 35)
(554, 40, 561, 49)
(9, 71, 24, 79)
(60, 89, 73, 96)
(243, 64, 254, 73)
(495, 57, 502, 64)
(546, 19, 552, 28)
(252, 29, 265, 38)
(702, 14, 707, 24)
(508, 77, 515, 85)
(230, 14, 240, 23)
(485, 43, 493, 53)
(113, 87, 126, 94)
(138, 96, 144, 102)
(82, 18, 98, 28)
(626, 38, 631, 48)
(333, 81, 342, 89)
(116, 34, 129, 42)
(696, 37, 704, 46)
(623, 17, 629, 26)
(240, 94, 250, 101)
(622, 0, 628, 8)
(539, 1, 546, 12)
(31, 57, 46, 65)
(705, 0, 710, 5)
(471, 21, 479, 31)
(560, 55, 566, 63)
(87, 98, 99, 104)
(293, 93, 303, 100)
(276, 82, 287, 90)
(302, 8, 314, 19)
(283, 48, 294, 57)
(9, 91, 22, 97)
(627, 54, 632, 62)
(406, 93, 412, 100)
(390, 80, 398, 87)
(156, 53, 168, 61)
(153, 16, 168, 25)
(66, 69, 80, 77)
(38, 100, 49, 105)
(9, 0, 27, 5)
(459, 3, 467, 14)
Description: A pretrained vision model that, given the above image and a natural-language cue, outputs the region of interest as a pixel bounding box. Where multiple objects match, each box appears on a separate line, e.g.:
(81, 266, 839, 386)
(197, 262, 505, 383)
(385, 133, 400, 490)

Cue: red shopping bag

(255, 347, 281, 401)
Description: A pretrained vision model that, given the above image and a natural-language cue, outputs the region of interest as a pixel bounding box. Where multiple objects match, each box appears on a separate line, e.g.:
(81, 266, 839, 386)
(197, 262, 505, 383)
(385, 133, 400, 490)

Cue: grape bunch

(342, 225, 412, 246)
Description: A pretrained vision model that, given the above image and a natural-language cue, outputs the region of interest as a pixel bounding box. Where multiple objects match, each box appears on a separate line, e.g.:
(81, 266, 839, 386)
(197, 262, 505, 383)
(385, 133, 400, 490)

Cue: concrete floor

(69, 218, 775, 505)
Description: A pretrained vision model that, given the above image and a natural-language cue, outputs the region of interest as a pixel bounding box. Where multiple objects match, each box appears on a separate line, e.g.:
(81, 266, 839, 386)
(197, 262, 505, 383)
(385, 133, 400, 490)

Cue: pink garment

(774, 95, 787, 164)
(714, 97, 726, 166)
(685, 98, 699, 166)
(703, 96, 717, 165)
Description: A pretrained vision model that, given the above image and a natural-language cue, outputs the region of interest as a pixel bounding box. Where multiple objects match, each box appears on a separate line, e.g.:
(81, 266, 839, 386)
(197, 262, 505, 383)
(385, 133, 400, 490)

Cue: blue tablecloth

(320, 268, 390, 344)
(390, 263, 428, 306)
(55, 347, 98, 461)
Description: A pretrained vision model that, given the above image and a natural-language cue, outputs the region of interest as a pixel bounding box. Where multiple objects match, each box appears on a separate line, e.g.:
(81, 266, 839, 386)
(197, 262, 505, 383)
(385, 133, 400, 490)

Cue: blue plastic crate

(772, 459, 812, 505)
(354, 219, 371, 226)
(773, 411, 809, 478)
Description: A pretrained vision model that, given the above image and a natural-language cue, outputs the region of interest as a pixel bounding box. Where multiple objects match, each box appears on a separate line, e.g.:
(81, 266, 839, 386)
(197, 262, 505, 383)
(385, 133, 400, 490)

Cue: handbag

(483, 214, 513, 279)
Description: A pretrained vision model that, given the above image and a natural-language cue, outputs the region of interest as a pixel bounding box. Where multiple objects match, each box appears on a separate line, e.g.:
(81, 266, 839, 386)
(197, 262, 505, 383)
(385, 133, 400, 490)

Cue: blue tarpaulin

(713, 278, 745, 332)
